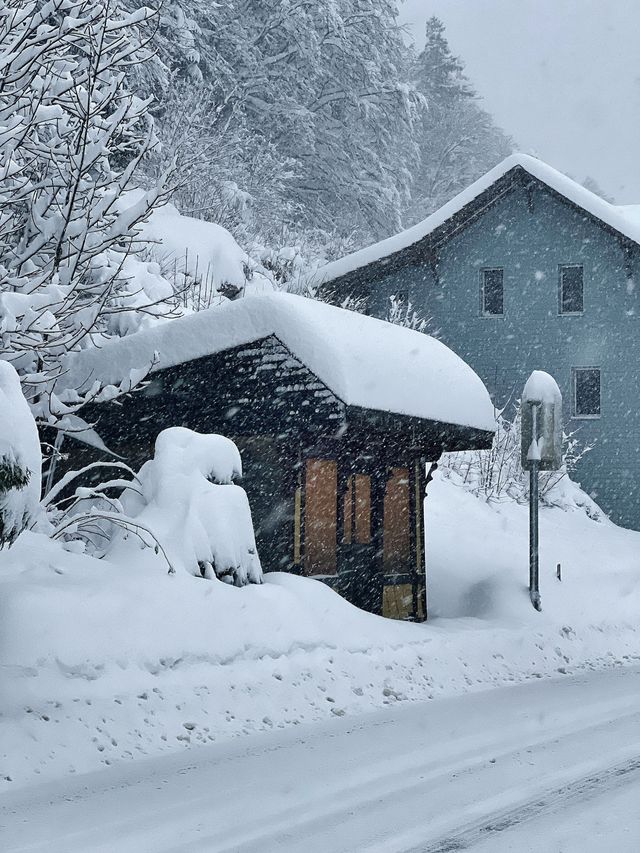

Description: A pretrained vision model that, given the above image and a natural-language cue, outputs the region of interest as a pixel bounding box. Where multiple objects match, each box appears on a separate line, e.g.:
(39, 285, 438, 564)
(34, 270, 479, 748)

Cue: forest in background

(128, 2, 513, 261)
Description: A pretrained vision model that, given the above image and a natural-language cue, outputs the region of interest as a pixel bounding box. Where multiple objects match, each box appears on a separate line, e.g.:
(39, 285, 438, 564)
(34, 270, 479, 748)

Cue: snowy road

(3, 666, 640, 853)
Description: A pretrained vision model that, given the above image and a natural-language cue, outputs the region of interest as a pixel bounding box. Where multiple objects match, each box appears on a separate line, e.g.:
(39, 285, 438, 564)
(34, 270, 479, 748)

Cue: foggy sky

(399, 0, 640, 203)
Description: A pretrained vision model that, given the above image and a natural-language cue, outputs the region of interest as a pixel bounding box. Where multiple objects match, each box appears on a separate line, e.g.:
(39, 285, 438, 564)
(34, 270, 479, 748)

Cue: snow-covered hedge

(119, 428, 262, 585)
(0, 361, 41, 545)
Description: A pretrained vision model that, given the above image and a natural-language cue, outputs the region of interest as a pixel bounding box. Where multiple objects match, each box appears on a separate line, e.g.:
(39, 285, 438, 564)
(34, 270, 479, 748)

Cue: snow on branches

(0, 0, 173, 422)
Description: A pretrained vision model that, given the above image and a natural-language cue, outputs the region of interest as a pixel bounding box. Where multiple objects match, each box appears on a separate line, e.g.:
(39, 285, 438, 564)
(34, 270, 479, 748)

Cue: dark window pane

(482, 269, 503, 315)
(560, 265, 584, 313)
(574, 368, 600, 416)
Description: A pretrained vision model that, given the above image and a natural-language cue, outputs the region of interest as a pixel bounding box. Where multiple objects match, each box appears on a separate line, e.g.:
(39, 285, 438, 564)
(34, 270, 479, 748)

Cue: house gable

(320, 155, 640, 300)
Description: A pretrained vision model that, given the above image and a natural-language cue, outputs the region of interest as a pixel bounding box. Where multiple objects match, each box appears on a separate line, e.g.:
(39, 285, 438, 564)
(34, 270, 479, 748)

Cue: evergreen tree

(406, 16, 512, 224)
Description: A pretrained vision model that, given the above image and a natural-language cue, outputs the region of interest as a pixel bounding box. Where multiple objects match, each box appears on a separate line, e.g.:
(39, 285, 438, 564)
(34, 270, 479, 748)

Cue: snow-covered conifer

(128, 0, 419, 248)
(405, 17, 512, 224)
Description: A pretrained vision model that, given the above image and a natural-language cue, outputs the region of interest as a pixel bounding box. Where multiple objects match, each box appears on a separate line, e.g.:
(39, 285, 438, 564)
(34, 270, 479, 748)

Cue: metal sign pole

(528, 402, 541, 611)
(522, 371, 562, 613)
(529, 457, 541, 611)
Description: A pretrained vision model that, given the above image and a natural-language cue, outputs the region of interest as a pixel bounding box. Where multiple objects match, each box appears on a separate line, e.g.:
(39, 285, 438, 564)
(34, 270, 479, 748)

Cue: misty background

(400, 0, 640, 203)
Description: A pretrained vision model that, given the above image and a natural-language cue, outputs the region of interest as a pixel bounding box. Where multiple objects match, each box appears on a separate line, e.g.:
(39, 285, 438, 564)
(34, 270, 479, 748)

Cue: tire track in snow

(174, 707, 640, 853)
(415, 755, 640, 853)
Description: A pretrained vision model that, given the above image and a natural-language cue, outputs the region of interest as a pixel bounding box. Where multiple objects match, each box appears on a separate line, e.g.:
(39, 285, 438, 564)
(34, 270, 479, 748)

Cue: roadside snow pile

(426, 470, 638, 621)
(1, 467, 639, 792)
(117, 428, 262, 585)
(0, 533, 418, 789)
(0, 361, 42, 544)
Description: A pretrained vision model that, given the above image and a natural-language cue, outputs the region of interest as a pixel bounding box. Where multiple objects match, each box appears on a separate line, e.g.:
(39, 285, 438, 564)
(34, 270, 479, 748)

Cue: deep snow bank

(0, 361, 41, 544)
(2, 472, 640, 791)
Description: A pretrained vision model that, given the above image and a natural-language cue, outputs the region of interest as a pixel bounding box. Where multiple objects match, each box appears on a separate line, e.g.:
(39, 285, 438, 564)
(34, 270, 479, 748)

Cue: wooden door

(383, 467, 410, 571)
(304, 459, 337, 575)
(382, 466, 413, 619)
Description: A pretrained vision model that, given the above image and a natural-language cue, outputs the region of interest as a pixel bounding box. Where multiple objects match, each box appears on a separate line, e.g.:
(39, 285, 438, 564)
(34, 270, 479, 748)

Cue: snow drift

(0, 361, 41, 544)
(2, 467, 640, 791)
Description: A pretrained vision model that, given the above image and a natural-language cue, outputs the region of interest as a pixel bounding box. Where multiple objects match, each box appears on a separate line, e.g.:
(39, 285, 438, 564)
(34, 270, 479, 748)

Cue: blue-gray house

(318, 154, 640, 529)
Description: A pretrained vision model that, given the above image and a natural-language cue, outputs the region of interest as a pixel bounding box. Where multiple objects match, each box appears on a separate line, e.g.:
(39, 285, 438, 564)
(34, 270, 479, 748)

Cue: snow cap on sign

(522, 370, 562, 407)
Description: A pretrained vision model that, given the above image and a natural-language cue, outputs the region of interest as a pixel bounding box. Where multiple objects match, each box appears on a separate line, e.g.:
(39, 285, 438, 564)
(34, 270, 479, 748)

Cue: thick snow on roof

(65, 293, 495, 432)
(614, 204, 640, 229)
(317, 154, 640, 285)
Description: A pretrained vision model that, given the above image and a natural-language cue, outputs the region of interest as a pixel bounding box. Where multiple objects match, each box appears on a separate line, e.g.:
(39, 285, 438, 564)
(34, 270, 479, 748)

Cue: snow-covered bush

(0, 361, 41, 544)
(386, 295, 435, 335)
(310, 289, 437, 337)
(119, 428, 262, 585)
(0, 0, 173, 421)
(118, 192, 275, 311)
(441, 399, 596, 511)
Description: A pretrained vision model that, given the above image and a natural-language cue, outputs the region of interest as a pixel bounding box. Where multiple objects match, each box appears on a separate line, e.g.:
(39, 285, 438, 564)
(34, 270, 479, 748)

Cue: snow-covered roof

(64, 293, 495, 433)
(614, 204, 640, 229)
(317, 153, 640, 285)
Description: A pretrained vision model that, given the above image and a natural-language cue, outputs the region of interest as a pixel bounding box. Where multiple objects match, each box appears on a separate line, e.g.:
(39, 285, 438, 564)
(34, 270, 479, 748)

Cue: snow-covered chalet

(319, 154, 640, 529)
(62, 293, 495, 620)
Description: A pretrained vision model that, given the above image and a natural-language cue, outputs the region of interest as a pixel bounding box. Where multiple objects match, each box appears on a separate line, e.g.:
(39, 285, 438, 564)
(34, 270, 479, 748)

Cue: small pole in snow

(528, 403, 541, 611)
(556, 563, 562, 581)
(522, 370, 562, 613)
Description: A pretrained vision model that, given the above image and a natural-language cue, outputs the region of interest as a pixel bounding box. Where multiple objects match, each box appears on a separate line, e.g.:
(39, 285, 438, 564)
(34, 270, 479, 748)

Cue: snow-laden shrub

(120, 428, 262, 585)
(385, 295, 436, 336)
(0, 361, 41, 545)
(440, 399, 597, 514)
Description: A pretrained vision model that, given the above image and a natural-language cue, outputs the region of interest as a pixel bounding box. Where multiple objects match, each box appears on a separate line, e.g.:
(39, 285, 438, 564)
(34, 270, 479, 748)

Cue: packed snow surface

(3, 667, 640, 852)
(317, 152, 640, 284)
(62, 292, 496, 432)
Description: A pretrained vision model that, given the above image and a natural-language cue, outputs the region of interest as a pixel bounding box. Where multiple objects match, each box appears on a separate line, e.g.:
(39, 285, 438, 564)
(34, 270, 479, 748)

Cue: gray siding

(367, 182, 640, 528)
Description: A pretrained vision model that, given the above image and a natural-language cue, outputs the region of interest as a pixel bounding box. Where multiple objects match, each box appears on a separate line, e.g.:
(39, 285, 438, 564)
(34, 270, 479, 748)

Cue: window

(481, 268, 504, 316)
(573, 368, 600, 418)
(560, 264, 584, 314)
